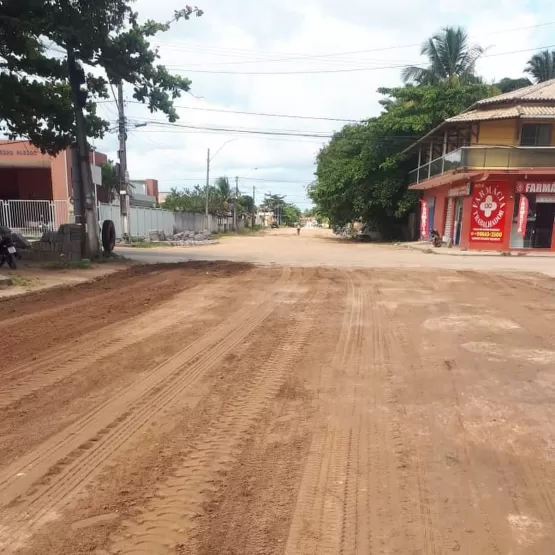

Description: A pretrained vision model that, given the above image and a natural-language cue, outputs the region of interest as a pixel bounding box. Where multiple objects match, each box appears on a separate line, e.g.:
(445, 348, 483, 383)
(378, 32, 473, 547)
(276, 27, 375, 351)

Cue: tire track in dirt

(388, 272, 524, 553)
(0, 269, 293, 553)
(358, 274, 431, 553)
(284, 271, 446, 555)
(427, 271, 555, 551)
(0, 271, 259, 409)
(283, 271, 367, 555)
(457, 271, 555, 535)
(105, 274, 319, 555)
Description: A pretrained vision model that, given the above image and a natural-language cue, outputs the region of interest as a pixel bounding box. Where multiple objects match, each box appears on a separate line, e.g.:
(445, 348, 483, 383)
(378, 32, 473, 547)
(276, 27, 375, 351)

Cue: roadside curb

(399, 244, 554, 259)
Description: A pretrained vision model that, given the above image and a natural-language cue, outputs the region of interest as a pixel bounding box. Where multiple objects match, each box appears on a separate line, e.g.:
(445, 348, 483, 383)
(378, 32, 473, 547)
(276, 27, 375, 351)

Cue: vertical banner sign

(420, 200, 428, 239)
(470, 182, 508, 245)
(517, 195, 529, 237)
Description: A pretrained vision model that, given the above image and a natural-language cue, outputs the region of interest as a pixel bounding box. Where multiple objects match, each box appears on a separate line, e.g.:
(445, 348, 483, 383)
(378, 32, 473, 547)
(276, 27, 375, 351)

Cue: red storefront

(421, 174, 555, 252)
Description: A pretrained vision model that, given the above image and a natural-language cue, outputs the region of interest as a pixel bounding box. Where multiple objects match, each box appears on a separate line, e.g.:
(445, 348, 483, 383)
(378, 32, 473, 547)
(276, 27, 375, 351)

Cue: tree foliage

(162, 176, 256, 216)
(402, 26, 484, 86)
(100, 160, 118, 201)
(310, 83, 497, 236)
(495, 77, 532, 93)
(0, 0, 202, 153)
(525, 50, 555, 83)
(259, 194, 300, 226)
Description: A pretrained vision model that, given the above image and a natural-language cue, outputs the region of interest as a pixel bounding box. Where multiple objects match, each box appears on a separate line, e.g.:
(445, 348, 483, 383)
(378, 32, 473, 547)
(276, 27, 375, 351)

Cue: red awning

(409, 171, 487, 190)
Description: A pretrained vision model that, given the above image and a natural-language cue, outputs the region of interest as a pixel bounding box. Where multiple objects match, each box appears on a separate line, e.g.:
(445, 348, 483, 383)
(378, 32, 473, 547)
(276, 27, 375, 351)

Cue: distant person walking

(297, 223, 301, 236)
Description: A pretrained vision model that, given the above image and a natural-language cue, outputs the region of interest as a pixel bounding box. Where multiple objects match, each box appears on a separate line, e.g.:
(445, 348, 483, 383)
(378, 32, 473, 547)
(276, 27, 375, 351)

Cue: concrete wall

(98, 203, 240, 239)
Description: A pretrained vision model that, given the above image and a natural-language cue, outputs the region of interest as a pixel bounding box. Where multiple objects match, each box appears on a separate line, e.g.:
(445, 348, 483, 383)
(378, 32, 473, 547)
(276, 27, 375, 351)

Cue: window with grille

(520, 123, 553, 146)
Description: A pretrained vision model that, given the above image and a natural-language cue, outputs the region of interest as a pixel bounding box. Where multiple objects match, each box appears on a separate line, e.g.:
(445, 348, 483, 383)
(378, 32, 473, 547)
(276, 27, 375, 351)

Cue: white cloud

(95, 0, 553, 208)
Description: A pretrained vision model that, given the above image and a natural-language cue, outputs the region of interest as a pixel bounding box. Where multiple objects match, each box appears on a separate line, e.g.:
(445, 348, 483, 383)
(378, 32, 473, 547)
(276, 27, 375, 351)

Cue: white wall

(98, 203, 241, 239)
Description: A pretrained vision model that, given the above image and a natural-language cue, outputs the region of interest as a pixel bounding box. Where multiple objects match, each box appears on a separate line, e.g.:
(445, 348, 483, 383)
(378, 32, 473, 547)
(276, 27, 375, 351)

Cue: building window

(520, 123, 552, 146)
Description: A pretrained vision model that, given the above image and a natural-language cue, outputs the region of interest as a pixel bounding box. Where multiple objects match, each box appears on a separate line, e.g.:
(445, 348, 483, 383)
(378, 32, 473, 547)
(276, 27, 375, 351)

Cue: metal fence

(0, 200, 69, 237)
(0, 198, 245, 240)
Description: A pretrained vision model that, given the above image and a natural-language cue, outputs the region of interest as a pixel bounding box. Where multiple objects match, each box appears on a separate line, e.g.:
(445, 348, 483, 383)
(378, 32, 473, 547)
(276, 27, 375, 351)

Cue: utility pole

(205, 148, 210, 230)
(67, 49, 100, 258)
(252, 185, 256, 228)
(234, 176, 239, 232)
(117, 82, 130, 241)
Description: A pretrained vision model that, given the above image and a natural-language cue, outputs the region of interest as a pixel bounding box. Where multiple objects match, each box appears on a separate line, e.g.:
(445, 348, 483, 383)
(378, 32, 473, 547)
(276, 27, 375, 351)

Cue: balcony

(408, 146, 555, 186)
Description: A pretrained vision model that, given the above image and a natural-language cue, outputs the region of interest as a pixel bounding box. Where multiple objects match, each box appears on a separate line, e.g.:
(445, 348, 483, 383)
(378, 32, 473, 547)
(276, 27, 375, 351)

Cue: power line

(121, 100, 358, 123)
(131, 119, 333, 138)
(132, 125, 541, 144)
(170, 61, 410, 75)
(162, 20, 555, 67)
(168, 43, 555, 76)
(159, 177, 311, 184)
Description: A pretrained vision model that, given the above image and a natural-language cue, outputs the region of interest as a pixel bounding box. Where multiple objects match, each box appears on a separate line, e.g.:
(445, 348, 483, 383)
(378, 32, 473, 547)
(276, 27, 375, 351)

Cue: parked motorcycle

(0, 234, 18, 269)
(431, 229, 443, 248)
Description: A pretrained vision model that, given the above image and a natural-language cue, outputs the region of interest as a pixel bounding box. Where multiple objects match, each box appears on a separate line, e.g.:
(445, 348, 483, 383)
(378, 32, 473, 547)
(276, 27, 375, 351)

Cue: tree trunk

(67, 49, 100, 258)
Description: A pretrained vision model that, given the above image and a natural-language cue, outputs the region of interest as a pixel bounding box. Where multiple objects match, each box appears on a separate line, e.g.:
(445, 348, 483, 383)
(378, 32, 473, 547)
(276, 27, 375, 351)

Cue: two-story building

(407, 79, 555, 252)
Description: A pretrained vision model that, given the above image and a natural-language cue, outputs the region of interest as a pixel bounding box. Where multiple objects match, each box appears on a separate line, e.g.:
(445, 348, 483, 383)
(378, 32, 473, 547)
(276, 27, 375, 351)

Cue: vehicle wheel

(101, 219, 116, 253)
(7, 255, 16, 269)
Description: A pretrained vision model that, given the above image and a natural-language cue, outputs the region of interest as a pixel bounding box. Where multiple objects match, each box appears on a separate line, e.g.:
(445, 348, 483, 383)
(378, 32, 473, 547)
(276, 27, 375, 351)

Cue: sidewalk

(401, 241, 555, 258)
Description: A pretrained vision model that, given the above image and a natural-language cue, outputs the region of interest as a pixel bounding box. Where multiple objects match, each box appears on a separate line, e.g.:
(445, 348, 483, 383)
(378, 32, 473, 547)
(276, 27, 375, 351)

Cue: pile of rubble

(148, 229, 217, 246)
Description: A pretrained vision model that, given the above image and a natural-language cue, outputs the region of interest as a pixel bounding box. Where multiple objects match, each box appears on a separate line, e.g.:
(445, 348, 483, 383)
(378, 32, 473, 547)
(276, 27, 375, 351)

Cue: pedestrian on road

(297, 223, 301, 236)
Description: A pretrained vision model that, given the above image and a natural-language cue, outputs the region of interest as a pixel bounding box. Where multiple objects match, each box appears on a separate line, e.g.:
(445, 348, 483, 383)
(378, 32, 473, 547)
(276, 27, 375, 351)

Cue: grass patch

(10, 275, 34, 287)
(214, 225, 266, 239)
(128, 240, 176, 248)
(41, 258, 93, 270)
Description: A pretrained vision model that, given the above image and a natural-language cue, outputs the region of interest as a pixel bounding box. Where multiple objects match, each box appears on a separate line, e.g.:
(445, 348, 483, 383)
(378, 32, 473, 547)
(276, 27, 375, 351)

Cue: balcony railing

(408, 146, 555, 185)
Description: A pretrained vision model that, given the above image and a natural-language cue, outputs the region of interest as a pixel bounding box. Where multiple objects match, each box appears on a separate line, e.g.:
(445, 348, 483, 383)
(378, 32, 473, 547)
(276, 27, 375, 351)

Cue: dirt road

(2, 261, 555, 554)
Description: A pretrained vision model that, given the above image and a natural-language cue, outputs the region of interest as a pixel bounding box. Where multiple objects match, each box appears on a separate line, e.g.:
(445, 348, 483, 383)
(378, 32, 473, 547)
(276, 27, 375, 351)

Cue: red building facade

(409, 80, 555, 252)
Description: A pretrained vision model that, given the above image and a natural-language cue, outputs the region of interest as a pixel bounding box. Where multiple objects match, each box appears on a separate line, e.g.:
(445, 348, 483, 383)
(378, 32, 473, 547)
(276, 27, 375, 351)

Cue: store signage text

(470, 183, 508, 244)
(517, 195, 529, 237)
(448, 183, 471, 197)
(0, 149, 39, 157)
(420, 200, 428, 239)
(516, 182, 555, 194)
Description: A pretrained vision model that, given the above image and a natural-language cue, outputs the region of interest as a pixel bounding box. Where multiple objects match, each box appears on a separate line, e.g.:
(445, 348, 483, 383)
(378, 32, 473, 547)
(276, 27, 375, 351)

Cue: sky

(93, 0, 555, 209)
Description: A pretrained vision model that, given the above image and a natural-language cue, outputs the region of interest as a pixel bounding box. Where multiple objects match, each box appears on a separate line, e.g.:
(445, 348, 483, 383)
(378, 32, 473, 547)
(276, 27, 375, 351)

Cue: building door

(533, 202, 555, 248)
(444, 198, 454, 241)
(453, 198, 464, 245)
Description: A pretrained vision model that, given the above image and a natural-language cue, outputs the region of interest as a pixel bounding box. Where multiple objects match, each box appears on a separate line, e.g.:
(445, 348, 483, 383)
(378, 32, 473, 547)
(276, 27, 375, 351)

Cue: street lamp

(233, 167, 258, 231)
(205, 139, 238, 227)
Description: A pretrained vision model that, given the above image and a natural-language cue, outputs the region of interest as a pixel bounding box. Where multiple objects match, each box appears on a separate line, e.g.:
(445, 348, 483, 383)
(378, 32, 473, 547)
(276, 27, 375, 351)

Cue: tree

(310, 83, 497, 236)
(281, 203, 302, 227)
(525, 50, 555, 83)
(238, 194, 255, 214)
(0, 1, 203, 154)
(1, 0, 202, 257)
(100, 160, 118, 201)
(495, 77, 532, 93)
(402, 26, 484, 86)
(214, 177, 232, 201)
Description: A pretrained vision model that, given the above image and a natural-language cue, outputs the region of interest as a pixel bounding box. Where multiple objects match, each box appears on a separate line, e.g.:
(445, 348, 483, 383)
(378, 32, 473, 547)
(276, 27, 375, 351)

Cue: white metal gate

(0, 200, 69, 237)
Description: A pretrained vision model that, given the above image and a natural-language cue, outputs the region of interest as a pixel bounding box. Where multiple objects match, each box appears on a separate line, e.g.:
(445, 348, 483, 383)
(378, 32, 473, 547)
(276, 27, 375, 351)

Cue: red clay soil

(1, 264, 555, 554)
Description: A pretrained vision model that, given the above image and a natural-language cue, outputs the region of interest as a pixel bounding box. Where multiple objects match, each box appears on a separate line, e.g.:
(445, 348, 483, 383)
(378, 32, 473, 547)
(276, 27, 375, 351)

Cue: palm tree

(402, 26, 484, 86)
(525, 50, 555, 83)
(214, 176, 231, 200)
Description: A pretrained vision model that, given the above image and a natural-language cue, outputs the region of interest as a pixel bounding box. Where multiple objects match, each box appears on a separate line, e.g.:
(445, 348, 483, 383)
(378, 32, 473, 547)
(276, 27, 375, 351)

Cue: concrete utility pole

(117, 82, 131, 241)
(205, 148, 210, 229)
(252, 185, 256, 228)
(234, 176, 239, 232)
(67, 49, 100, 258)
